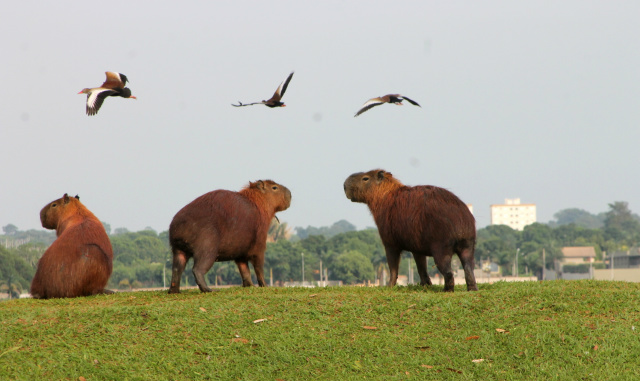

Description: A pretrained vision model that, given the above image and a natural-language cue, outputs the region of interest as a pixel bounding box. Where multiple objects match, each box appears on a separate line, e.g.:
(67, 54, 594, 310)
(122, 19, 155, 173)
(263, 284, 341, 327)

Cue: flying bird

(354, 94, 421, 117)
(232, 72, 294, 108)
(78, 71, 137, 116)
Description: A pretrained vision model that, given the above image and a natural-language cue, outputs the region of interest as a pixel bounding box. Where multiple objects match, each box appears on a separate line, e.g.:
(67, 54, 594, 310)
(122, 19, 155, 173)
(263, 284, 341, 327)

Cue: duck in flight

(232, 72, 294, 108)
(354, 94, 420, 117)
(78, 72, 136, 116)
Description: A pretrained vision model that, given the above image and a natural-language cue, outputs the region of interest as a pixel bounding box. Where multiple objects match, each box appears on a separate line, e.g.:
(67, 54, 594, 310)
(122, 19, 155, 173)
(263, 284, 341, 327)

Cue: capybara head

(246, 180, 292, 212)
(344, 169, 402, 204)
(40, 193, 81, 230)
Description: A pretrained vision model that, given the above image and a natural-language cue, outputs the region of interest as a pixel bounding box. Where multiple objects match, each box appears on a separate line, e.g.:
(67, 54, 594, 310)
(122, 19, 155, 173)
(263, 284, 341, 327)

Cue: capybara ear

(63, 193, 70, 204)
(256, 180, 266, 192)
(377, 170, 386, 180)
(74, 195, 80, 200)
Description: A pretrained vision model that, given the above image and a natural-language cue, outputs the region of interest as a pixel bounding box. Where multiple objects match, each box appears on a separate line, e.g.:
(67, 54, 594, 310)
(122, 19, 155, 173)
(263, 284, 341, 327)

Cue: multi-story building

(490, 198, 536, 231)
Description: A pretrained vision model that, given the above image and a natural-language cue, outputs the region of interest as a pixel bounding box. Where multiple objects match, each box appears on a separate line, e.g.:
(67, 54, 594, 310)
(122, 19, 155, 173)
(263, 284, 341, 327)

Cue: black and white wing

(86, 88, 117, 116)
(272, 71, 294, 100)
(354, 97, 385, 117)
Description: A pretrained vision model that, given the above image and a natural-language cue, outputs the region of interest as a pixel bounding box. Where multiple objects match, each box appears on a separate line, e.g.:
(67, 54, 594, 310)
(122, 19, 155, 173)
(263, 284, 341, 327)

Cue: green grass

(1, 281, 639, 380)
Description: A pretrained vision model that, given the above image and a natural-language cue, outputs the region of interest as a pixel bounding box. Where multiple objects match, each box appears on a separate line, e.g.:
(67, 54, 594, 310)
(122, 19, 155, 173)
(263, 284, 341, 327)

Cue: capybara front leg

(458, 248, 478, 291)
(385, 247, 402, 287)
(412, 252, 432, 286)
(192, 254, 216, 293)
(235, 260, 254, 287)
(169, 249, 188, 294)
(250, 256, 267, 287)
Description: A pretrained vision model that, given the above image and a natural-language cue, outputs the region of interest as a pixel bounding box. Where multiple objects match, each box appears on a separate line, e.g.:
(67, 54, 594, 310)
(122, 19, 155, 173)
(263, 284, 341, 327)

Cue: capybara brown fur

(344, 169, 477, 292)
(30, 194, 113, 299)
(168, 180, 292, 293)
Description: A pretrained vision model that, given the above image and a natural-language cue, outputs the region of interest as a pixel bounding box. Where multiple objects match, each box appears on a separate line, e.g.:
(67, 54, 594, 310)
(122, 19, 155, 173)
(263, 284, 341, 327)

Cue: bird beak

(77, 90, 84, 94)
(130, 96, 137, 100)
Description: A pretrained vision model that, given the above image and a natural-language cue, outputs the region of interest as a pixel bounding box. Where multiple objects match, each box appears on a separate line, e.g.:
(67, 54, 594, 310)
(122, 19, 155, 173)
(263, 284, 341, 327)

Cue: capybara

(30, 194, 113, 299)
(344, 169, 477, 292)
(168, 180, 292, 293)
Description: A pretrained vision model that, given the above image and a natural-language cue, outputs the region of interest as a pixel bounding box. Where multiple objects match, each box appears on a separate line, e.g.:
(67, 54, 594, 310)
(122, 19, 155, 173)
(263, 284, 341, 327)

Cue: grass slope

(1, 281, 639, 380)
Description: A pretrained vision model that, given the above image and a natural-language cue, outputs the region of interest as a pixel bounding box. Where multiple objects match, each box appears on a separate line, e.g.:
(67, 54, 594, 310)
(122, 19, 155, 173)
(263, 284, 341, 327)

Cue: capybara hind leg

(412, 253, 432, 286)
(192, 254, 216, 293)
(433, 250, 455, 292)
(384, 247, 402, 287)
(458, 248, 478, 291)
(235, 260, 254, 287)
(250, 256, 267, 287)
(169, 249, 188, 294)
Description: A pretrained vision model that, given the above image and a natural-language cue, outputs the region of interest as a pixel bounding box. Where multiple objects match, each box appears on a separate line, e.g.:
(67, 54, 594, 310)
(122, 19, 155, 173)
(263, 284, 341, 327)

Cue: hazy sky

(1, 1, 639, 234)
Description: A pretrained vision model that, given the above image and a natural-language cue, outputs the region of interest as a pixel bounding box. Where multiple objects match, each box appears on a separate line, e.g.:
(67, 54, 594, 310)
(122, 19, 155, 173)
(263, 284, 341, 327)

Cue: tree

(267, 219, 292, 242)
(329, 250, 375, 285)
(550, 208, 603, 229)
(101, 221, 112, 235)
(295, 220, 356, 239)
(2, 224, 18, 235)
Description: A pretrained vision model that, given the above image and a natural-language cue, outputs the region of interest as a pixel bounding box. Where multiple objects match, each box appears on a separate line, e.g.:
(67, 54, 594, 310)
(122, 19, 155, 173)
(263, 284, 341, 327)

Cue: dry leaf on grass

(593, 345, 599, 351)
(253, 319, 267, 324)
(495, 328, 509, 333)
(363, 326, 377, 330)
(78, 377, 86, 381)
(466, 335, 480, 340)
(421, 365, 434, 369)
(472, 359, 485, 363)
(231, 338, 249, 344)
(199, 307, 207, 312)
(447, 368, 463, 374)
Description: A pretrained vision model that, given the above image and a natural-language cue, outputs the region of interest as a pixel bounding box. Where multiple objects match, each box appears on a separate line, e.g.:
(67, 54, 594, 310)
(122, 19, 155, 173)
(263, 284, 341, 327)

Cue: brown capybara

(168, 180, 292, 293)
(30, 194, 113, 299)
(344, 169, 477, 292)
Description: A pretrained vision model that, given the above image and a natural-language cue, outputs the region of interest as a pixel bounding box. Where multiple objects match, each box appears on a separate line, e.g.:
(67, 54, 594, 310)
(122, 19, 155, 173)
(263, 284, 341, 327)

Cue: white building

(490, 198, 536, 231)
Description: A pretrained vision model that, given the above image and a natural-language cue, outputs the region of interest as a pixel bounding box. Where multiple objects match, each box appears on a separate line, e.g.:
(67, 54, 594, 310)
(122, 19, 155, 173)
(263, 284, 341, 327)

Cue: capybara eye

(272, 186, 278, 190)
(363, 177, 370, 181)
(51, 203, 57, 207)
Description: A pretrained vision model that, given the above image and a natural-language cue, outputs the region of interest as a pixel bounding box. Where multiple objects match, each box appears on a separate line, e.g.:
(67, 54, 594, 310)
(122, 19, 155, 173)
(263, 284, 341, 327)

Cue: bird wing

(86, 88, 118, 116)
(101, 71, 127, 89)
(354, 97, 385, 117)
(400, 95, 421, 107)
(270, 71, 294, 101)
(231, 101, 265, 107)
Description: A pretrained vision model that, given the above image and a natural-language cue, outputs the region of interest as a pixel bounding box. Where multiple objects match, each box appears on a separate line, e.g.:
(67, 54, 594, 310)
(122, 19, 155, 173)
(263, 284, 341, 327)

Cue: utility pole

(542, 248, 546, 281)
(515, 248, 520, 278)
(301, 252, 305, 284)
(610, 251, 614, 281)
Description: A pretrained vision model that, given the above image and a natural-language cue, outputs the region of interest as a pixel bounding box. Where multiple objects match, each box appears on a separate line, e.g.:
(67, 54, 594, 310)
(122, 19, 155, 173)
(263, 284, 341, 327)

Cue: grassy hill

(1, 281, 639, 380)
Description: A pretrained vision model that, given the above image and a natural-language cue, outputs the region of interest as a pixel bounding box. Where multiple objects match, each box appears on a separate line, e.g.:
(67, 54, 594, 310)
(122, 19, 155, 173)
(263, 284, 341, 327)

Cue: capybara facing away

(344, 169, 477, 292)
(168, 180, 291, 293)
(30, 194, 113, 299)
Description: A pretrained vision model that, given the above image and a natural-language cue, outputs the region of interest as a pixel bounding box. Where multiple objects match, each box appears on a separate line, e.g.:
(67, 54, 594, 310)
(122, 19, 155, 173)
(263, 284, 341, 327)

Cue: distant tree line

(1, 201, 639, 297)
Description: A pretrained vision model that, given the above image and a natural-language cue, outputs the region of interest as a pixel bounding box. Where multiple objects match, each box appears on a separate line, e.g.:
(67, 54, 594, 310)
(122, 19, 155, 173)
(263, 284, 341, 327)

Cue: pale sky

(1, 1, 639, 233)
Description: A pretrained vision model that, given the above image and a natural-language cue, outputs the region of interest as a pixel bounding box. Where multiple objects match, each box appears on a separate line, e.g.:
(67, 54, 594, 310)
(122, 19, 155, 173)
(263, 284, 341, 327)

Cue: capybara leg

(385, 247, 402, 287)
(433, 251, 455, 292)
(169, 249, 188, 294)
(412, 253, 432, 286)
(192, 255, 216, 293)
(250, 256, 267, 287)
(235, 260, 254, 287)
(458, 248, 478, 291)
